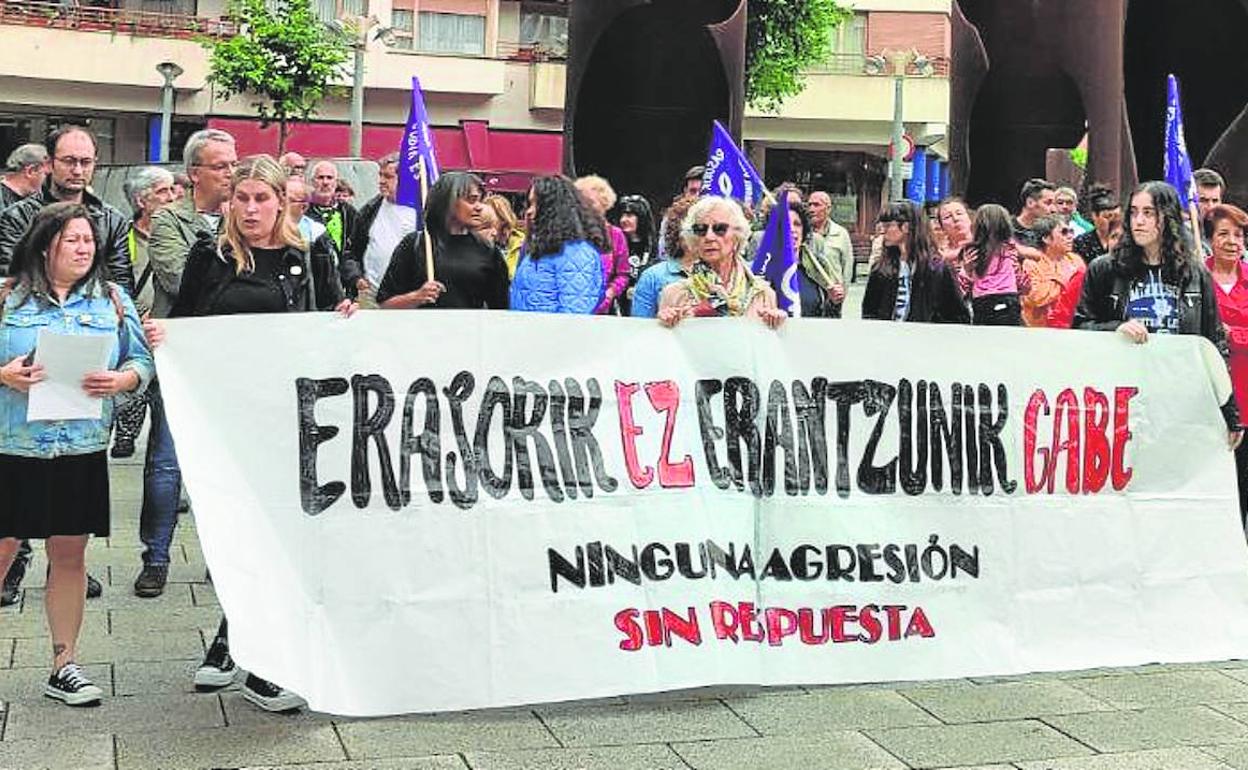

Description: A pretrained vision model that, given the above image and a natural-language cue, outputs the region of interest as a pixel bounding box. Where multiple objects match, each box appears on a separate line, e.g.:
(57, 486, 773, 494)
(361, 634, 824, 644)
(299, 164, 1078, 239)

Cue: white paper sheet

(27, 330, 114, 421)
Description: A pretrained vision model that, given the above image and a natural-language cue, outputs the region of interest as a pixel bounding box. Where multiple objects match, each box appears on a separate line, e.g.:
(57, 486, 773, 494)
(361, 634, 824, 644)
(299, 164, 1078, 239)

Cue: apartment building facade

(0, 0, 949, 217)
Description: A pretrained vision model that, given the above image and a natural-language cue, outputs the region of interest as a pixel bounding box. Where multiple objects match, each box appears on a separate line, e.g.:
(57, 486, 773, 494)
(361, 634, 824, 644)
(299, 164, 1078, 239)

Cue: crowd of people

(0, 122, 1244, 711)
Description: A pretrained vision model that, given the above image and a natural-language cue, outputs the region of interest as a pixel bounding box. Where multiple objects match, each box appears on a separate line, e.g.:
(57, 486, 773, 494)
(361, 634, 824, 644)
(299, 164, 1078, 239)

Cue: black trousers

(971, 293, 1022, 326)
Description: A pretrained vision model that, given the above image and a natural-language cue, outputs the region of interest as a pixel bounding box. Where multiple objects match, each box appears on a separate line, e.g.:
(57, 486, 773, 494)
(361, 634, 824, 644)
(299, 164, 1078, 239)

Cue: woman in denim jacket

(0, 201, 153, 706)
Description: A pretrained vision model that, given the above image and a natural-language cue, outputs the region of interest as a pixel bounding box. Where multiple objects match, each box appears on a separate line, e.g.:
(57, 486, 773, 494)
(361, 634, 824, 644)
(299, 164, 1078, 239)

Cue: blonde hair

(484, 194, 518, 242)
(220, 154, 306, 274)
(575, 174, 617, 214)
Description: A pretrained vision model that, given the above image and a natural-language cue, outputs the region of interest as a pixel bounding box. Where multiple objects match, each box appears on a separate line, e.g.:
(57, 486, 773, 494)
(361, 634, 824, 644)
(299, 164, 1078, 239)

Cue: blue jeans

(139, 381, 182, 566)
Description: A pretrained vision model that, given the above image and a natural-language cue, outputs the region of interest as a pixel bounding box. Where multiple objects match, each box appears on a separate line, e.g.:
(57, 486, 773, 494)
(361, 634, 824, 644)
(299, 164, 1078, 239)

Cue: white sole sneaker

(241, 684, 306, 712)
(193, 664, 241, 689)
(44, 682, 103, 706)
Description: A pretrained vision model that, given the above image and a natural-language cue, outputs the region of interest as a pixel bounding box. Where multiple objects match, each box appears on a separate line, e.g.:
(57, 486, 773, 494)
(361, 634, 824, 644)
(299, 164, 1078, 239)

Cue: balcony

(0, 0, 233, 37)
(806, 52, 950, 78)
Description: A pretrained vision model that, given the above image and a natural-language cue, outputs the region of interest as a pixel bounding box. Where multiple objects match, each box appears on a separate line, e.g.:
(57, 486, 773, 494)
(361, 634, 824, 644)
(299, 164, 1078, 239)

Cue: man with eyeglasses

(0, 144, 48, 211)
(0, 126, 132, 291)
(0, 124, 131, 606)
(130, 128, 237, 601)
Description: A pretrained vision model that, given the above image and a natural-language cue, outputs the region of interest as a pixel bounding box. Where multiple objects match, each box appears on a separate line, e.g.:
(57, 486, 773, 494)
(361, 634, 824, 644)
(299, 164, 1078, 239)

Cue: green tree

(747, 0, 851, 113)
(203, 0, 352, 153)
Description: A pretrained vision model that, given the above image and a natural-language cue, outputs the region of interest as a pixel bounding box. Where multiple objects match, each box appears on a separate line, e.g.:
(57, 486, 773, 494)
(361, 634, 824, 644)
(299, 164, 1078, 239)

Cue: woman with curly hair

(1075, 180, 1241, 446)
(510, 175, 604, 314)
(630, 195, 696, 318)
(376, 171, 509, 310)
(862, 200, 968, 324)
(656, 196, 785, 329)
(575, 175, 630, 315)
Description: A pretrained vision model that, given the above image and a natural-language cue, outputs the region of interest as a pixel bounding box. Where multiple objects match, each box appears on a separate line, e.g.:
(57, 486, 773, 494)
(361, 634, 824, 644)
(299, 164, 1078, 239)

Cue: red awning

(206, 118, 562, 192)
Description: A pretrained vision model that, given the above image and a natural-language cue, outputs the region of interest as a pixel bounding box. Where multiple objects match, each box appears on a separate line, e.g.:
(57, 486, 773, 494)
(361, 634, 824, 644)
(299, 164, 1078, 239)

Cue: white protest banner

(157, 311, 1248, 716)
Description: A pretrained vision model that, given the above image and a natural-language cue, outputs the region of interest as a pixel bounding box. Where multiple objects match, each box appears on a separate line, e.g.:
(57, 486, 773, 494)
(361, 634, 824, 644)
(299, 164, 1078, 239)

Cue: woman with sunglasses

(862, 201, 968, 324)
(657, 196, 785, 329)
(1022, 215, 1086, 328)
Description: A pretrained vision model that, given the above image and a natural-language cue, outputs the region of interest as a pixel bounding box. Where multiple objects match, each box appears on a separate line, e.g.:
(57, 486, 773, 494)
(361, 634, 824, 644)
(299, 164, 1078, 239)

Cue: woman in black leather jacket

(1075, 180, 1241, 440)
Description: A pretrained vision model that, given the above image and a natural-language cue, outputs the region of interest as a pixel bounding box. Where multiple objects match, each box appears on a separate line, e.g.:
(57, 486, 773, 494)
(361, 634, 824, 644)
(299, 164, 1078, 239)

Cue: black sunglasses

(692, 222, 732, 237)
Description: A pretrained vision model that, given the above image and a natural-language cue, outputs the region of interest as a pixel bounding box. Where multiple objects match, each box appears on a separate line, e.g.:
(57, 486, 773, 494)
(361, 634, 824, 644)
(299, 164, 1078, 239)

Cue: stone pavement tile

(12, 629, 203, 667)
(465, 744, 686, 769)
(0, 731, 115, 770)
(0, 663, 111, 700)
(112, 658, 201, 696)
(901, 681, 1114, 723)
(0, 637, 12, 668)
(866, 719, 1093, 767)
(673, 732, 907, 770)
(0, 608, 107, 639)
(537, 700, 756, 747)
(1211, 701, 1248, 725)
(1065, 671, 1248, 708)
(102, 562, 208, 587)
(109, 606, 222, 634)
(190, 583, 219, 607)
(1202, 742, 1248, 770)
(336, 710, 558, 758)
(1015, 747, 1236, 769)
(1042, 706, 1248, 752)
(5, 692, 223, 740)
(116, 723, 346, 770)
(725, 688, 938, 735)
(22, 582, 196, 611)
(622, 684, 772, 704)
(243, 760, 466, 770)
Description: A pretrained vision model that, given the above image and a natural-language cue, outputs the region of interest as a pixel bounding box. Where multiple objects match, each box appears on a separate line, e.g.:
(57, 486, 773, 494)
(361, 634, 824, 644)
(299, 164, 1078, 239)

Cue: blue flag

(396, 76, 440, 220)
(702, 120, 766, 207)
(749, 193, 801, 317)
(1164, 73, 1197, 210)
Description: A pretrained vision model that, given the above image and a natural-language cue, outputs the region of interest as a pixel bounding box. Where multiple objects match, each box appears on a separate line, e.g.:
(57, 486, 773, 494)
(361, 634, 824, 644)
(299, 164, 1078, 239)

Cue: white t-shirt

(364, 200, 417, 286)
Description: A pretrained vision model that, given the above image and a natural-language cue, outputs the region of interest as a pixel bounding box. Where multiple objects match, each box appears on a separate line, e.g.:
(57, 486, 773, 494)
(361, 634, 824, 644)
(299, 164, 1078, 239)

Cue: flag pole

(419, 157, 435, 282)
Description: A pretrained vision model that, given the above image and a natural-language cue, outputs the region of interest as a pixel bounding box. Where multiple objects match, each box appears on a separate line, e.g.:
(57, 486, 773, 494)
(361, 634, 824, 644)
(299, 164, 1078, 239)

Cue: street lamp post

(155, 61, 184, 163)
(350, 37, 365, 158)
(866, 50, 934, 202)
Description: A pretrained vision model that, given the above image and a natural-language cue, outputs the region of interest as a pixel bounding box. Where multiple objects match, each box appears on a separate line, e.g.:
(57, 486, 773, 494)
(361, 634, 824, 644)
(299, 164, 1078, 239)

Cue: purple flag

(396, 76, 440, 219)
(701, 120, 766, 207)
(1163, 74, 1197, 211)
(749, 193, 801, 317)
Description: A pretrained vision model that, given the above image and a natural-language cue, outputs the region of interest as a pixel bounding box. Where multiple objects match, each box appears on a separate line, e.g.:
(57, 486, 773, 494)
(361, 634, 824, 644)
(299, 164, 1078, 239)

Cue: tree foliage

(746, 0, 852, 113)
(203, 0, 352, 152)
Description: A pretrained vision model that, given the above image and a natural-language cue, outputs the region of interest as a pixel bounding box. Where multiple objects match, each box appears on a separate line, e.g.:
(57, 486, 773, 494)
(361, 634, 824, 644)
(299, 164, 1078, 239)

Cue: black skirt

(0, 452, 110, 539)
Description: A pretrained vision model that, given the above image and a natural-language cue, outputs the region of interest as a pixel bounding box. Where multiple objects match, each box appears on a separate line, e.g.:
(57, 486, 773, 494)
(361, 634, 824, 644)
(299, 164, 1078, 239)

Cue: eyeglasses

(54, 156, 95, 169)
(194, 161, 238, 173)
(1059, 226, 1074, 235)
(692, 222, 732, 237)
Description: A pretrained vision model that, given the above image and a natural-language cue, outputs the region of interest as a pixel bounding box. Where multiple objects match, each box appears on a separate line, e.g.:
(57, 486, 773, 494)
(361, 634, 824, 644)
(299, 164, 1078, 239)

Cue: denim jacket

(0, 280, 154, 458)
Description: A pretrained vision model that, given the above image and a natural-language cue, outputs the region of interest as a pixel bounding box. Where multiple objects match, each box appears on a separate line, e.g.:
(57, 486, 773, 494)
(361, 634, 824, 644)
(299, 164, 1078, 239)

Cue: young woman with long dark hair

(615, 194, 656, 316)
(1075, 180, 1241, 445)
(862, 200, 968, 324)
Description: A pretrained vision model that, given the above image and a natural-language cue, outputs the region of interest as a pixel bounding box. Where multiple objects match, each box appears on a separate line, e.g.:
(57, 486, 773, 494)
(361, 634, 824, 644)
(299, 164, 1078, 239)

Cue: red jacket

(1207, 257, 1248, 418)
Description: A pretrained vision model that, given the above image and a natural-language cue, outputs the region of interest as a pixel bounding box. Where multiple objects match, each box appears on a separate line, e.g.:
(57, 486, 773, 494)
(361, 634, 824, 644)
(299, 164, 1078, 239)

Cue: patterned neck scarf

(685, 257, 766, 317)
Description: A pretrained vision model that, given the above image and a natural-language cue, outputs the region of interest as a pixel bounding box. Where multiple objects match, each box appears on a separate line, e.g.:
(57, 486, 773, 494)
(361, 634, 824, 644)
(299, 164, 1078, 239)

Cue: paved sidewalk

(5, 455, 1248, 769)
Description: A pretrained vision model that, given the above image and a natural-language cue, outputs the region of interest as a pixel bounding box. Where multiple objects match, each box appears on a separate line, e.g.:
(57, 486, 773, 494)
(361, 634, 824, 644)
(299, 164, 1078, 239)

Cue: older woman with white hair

(657, 196, 786, 329)
(110, 167, 175, 460)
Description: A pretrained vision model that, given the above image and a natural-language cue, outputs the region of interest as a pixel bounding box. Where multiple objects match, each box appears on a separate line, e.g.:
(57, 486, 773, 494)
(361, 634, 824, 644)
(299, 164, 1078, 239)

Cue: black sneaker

(85, 573, 103, 599)
(45, 662, 103, 706)
(194, 635, 238, 690)
(241, 673, 306, 712)
(110, 437, 135, 458)
(1, 560, 26, 608)
(133, 564, 168, 598)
